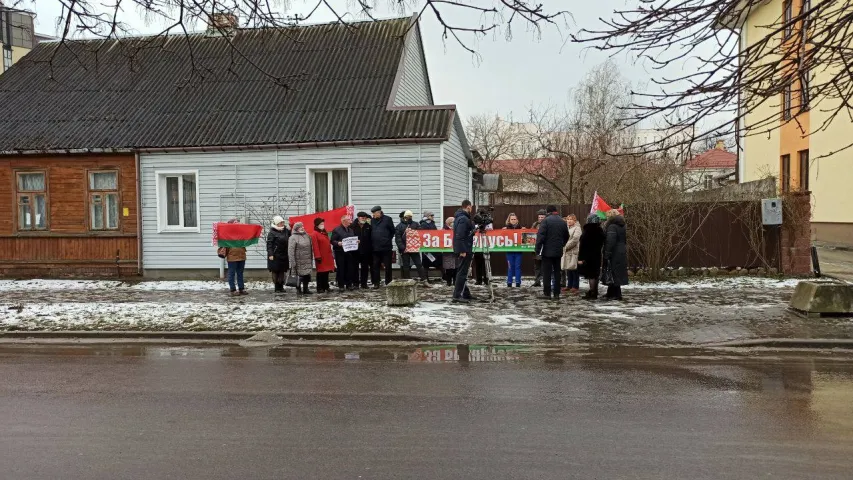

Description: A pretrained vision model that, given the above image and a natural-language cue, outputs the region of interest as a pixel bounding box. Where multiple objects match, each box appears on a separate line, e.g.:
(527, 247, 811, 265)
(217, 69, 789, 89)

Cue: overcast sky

(22, 0, 673, 124)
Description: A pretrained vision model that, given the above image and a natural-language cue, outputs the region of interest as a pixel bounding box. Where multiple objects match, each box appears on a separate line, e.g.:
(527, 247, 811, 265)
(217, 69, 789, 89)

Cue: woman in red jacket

(311, 217, 335, 293)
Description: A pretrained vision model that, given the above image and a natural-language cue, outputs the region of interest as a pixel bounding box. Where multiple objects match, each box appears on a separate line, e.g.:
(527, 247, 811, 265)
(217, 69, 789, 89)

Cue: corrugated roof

(686, 148, 737, 169)
(0, 17, 455, 152)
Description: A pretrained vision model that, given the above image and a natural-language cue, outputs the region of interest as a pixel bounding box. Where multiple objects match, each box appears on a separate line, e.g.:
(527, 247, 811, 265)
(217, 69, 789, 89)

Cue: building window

(309, 168, 349, 212)
(783, 0, 793, 38)
(781, 154, 791, 193)
(798, 150, 809, 192)
(156, 172, 198, 231)
(89, 171, 120, 230)
(703, 175, 715, 190)
(16, 171, 48, 231)
(802, 0, 811, 31)
(3, 48, 11, 72)
(783, 84, 793, 120)
(799, 68, 810, 112)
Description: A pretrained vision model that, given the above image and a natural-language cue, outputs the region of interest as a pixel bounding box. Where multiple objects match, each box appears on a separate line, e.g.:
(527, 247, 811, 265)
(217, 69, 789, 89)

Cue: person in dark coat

(577, 214, 606, 299)
(535, 205, 570, 299)
(266, 215, 290, 294)
(370, 206, 397, 288)
(353, 212, 373, 288)
(330, 215, 358, 291)
(419, 211, 440, 281)
(452, 200, 475, 302)
(395, 210, 427, 283)
(441, 216, 456, 286)
(530, 209, 546, 287)
(603, 210, 629, 300)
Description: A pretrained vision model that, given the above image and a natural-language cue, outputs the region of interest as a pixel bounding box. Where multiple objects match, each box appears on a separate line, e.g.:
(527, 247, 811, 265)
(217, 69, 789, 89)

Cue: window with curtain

(781, 154, 791, 193)
(159, 173, 199, 230)
(16, 172, 48, 231)
(311, 169, 349, 212)
(798, 150, 809, 192)
(783, 0, 793, 38)
(89, 171, 119, 230)
(783, 84, 792, 120)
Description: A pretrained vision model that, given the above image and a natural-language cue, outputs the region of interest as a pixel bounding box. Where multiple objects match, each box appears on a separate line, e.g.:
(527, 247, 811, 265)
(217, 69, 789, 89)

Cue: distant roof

(0, 17, 456, 153)
(686, 147, 737, 169)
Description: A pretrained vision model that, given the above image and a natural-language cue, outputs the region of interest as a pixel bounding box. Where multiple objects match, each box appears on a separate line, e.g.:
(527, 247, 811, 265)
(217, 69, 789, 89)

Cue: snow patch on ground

(624, 277, 801, 290)
(487, 314, 562, 330)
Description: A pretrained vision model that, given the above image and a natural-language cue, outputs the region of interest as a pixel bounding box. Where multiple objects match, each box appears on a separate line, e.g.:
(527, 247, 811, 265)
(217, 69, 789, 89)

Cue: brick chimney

(715, 139, 726, 150)
(207, 12, 239, 35)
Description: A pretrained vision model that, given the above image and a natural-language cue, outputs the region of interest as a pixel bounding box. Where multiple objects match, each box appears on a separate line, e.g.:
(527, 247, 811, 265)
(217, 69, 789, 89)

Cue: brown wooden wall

(0, 154, 139, 277)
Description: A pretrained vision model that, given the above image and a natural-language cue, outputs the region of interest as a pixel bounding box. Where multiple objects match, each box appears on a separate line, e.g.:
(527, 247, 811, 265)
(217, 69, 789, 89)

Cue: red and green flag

(590, 191, 624, 220)
(214, 222, 263, 248)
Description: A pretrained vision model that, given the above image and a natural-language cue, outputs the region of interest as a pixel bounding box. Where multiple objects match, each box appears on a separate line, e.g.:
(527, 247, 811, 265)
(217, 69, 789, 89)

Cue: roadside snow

(624, 277, 801, 290)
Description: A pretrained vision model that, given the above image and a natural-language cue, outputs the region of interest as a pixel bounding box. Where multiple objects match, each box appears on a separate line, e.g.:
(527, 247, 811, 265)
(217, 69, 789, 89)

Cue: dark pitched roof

(0, 17, 455, 153)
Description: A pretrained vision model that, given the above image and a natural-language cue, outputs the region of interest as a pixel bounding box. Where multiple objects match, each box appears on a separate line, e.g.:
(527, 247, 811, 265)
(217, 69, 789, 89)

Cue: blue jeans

(506, 253, 522, 286)
(227, 261, 245, 292)
(566, 270, 580, 289)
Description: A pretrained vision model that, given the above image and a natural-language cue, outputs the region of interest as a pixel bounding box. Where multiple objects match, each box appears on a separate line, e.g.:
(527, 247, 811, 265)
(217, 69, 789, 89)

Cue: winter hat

(356, 211, 369, 218)
(546, 205, 558, 214)
(370, 206, 382, 213)
(271, 215, 285, 227)
(586, 214, 601, 225)
(536, 209, 546, 216)
(404, 210, 414, 218)
(314, 217, 325, 228)
(423, 210, 434, 217)
(293, 222, 305, 233)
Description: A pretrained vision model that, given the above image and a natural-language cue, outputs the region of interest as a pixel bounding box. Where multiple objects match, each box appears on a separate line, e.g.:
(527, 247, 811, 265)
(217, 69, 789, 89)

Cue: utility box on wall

(762, 198, 783, 225)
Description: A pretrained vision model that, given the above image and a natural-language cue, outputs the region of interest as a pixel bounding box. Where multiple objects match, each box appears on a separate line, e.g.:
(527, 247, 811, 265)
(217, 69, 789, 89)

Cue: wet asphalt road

(2, 345, 853, 480)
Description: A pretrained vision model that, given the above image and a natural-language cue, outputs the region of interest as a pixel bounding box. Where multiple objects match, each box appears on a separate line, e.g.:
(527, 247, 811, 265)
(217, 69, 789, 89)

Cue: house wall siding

(443, 120, 471, 212)
(0, 153, 139, 276)
(393, 26, 432, 107)
(140, 144, 443, 273)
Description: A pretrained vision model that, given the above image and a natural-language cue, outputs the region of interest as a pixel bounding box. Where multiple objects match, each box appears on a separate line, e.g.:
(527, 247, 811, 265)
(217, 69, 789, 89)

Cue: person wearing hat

(353, 211, 373, 288)
(370, 206, 396, 287)
(266, 215, 290, 294)
(288, 221, 315, 295)
(395, 210, 428, 283)
(530, 209, 547, 287)
(330, 215, 358, 291)
(311, 217, 335, 293)
(578, 213, 606, 299)
(419, 210, 440, 281)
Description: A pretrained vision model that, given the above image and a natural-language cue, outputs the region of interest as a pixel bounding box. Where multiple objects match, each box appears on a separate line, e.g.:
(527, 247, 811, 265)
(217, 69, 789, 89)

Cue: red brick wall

(780, 192, 812, 275)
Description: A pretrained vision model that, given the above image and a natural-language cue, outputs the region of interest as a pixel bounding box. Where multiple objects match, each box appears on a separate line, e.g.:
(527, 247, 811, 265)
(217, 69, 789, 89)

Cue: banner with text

(417, 229, 537, 253)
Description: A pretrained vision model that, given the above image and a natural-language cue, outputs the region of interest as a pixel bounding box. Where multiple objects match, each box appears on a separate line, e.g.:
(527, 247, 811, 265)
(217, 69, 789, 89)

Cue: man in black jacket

(452, 200, 475, 302)
(370, 206, 397, 288)
(530, 209, 546, 287)
(330, 215, 358, 290)
(353, 212, 373, 288)
(535, 205, 569, 299)
(419, 210, 440, 281)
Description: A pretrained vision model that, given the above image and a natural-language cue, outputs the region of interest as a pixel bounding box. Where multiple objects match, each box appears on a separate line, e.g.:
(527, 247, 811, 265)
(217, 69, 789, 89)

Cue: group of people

(449, 201, 628, 302)
(220, 201, 628, 302)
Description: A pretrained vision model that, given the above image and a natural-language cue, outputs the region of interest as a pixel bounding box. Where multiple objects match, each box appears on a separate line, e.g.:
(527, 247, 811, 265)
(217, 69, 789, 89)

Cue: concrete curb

(0, 330, 435, 343)
(705, 338, 853, 349)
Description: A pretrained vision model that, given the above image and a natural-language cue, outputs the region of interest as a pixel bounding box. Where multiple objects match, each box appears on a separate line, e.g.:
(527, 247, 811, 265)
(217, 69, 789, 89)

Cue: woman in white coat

(561, 214, 582, 293)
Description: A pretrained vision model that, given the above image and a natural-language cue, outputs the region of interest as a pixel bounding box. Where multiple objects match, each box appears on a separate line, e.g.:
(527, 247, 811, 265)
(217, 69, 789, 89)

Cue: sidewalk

(1, 278, 851, 345)
(816, 246, 853, 283)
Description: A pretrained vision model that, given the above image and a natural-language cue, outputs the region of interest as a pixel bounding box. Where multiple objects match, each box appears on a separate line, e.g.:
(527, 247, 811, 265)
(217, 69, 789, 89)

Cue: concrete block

(387, 279, 418, 306)
(789, 281, 853, 316)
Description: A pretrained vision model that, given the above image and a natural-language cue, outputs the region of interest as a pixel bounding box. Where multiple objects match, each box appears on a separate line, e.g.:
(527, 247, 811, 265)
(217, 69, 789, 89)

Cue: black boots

(274, 282, 284, 293)
(583, 279, 599, 300)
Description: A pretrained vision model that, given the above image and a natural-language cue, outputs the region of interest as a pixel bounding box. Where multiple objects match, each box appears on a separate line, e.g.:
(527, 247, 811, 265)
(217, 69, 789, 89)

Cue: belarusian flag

(590, 191, 624, 220)
(215, 223, 263, 248)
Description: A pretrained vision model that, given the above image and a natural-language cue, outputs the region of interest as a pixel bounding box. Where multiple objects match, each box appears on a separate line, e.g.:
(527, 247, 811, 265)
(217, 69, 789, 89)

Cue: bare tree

(574, 0, 853, 160)
(14, 0, 568, 84)
(465, 114, 528, 172)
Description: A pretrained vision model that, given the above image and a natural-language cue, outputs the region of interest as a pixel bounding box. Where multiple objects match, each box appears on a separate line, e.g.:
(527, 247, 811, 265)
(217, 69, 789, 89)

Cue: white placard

(342, 237, 359, 252)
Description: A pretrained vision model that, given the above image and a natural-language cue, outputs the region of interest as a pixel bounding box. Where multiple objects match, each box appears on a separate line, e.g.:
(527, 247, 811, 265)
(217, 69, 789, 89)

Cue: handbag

(601, 260, 615, 286)
(285, 272, 298, 288)
(217, 247, 227, 259)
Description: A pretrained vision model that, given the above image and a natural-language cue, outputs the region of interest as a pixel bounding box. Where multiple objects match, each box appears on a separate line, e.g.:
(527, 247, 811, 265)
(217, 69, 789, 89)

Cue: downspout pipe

(135, 152, 144, 276)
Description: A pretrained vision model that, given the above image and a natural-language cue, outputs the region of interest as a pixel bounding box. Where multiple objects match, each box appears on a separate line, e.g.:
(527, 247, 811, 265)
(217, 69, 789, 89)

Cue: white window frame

(155, 170, 201, 233)
(305, 165, 352, 213)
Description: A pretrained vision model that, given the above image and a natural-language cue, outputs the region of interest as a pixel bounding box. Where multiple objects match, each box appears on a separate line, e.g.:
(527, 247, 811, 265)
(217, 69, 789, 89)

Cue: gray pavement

(2, 344, 853, 479)
(817, 245, 853, 283)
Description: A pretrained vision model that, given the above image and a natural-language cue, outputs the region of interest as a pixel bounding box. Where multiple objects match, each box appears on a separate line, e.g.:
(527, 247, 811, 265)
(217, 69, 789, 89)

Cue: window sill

(158, 227, 201, 234)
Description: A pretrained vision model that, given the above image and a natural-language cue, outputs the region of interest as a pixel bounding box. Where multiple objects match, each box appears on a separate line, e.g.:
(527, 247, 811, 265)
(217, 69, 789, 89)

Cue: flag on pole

(590, 191, 624, 220)
(214, 223, 263, 248)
